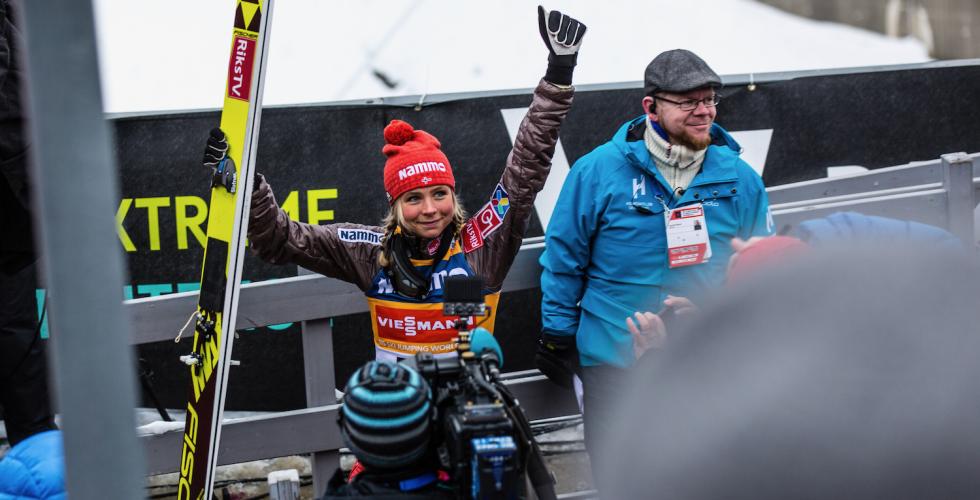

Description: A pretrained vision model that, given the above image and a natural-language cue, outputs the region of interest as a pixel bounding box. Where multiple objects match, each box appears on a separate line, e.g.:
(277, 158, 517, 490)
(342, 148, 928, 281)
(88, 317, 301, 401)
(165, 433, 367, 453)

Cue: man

(603, 243, 980, 499)
(536, 49, 772, 487)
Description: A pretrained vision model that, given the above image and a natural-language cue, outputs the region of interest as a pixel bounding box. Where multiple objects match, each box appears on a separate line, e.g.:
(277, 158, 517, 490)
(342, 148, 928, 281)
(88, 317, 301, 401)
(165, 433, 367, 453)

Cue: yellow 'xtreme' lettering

(115, 189, 338, 252)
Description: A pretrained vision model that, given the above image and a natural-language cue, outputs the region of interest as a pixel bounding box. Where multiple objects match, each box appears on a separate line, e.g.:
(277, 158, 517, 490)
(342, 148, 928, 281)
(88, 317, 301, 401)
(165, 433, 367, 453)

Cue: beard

(663, 121, 713, 151)
(671, 127, 712, 151)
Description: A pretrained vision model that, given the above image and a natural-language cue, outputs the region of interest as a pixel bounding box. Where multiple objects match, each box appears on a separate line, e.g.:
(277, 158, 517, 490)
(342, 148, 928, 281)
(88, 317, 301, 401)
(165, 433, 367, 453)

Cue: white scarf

(644, 117, 705, 193)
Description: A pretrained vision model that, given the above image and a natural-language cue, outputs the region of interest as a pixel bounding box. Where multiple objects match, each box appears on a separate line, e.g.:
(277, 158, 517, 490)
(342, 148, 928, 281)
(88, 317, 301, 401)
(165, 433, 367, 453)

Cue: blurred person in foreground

(0, 429, 66, 500)
(536, 48, 772, 487)
(627, 211, 967, 359)
(603, 242, 980, 499)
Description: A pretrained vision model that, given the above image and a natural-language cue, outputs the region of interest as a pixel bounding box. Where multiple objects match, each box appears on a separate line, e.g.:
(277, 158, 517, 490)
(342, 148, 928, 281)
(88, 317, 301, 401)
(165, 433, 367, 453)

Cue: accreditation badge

(665, 203, 711, 268)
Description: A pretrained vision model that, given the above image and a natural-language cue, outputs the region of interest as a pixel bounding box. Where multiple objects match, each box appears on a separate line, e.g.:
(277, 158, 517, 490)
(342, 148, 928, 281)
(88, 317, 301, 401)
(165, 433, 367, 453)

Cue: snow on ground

(92, 0, 930, 114)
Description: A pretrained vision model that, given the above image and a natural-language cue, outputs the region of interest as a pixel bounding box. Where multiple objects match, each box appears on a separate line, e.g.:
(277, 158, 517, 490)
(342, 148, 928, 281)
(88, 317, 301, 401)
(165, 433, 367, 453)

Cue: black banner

(115, 63, 980, 411)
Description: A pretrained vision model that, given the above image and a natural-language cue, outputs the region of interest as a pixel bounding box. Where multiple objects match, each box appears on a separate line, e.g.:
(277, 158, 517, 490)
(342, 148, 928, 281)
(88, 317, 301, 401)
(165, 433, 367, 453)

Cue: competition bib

(366, 294, 500, 357)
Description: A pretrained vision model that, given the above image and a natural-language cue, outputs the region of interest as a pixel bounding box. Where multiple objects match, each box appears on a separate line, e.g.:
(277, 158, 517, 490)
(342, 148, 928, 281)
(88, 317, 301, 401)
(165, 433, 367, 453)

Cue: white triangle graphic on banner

(500, 107, 570, 233)
(501, 106, 775, 232)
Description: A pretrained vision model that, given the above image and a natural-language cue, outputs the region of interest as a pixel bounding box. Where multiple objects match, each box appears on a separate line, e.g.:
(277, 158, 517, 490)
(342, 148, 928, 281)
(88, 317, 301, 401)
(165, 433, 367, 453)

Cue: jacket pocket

(581, 287, 635, 328)
(580, 285, 661, 327)
(688, 187, 739, 239)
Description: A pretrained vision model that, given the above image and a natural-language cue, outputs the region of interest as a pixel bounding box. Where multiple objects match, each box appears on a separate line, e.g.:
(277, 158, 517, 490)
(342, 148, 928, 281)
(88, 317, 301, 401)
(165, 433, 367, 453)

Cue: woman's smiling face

(397, 184, 455, 239)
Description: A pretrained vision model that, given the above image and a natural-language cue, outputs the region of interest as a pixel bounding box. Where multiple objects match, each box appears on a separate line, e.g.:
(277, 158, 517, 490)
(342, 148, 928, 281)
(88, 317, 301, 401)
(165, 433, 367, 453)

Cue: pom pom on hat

(381, 120, 455, 204)
(384, 119, 416, 147)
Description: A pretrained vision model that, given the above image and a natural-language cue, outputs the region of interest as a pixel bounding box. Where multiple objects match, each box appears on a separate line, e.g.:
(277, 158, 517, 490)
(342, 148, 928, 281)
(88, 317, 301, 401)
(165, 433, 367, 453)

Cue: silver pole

(940, 152, 976, 246)
(18, 0, 146, 498)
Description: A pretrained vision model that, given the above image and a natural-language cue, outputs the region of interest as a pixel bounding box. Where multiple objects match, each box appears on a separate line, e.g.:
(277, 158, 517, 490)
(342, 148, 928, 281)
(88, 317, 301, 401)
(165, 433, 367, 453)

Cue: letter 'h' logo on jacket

(633, 176, 646, 198)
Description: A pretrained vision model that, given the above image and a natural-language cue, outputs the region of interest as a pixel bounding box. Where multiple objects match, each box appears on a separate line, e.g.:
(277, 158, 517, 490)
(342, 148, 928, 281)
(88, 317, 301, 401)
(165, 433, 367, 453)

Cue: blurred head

(605, 244, 980, 499)
(726, 235, 809, 285)
(340, 360, 434, 471)
(642, 49, 721, 150)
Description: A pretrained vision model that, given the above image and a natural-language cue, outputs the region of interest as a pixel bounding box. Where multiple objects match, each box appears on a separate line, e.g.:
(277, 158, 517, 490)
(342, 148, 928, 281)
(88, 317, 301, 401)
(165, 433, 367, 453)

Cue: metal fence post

(18, 0, 146, 497)
(298, 266, 338, 497)
(940, 153, 976, 247)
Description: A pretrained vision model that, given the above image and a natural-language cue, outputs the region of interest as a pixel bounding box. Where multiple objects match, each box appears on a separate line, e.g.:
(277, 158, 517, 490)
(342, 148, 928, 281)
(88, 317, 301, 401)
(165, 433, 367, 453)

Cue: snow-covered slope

(93, 0, 929, 113)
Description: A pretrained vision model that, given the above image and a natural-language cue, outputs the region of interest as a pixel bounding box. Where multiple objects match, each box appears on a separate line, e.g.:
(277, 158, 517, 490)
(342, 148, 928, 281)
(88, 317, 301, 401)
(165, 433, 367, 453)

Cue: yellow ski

(177, 1, 274, 498)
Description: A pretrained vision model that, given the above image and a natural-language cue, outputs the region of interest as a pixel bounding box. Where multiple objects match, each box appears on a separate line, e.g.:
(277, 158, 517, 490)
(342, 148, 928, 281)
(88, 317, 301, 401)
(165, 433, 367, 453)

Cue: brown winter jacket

(247, 79, 573, 294)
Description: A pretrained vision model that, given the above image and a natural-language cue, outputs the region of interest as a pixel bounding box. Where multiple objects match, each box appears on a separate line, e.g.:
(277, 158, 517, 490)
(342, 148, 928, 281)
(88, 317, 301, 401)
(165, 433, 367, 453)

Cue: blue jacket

(0, 430, 66, 500)
(792, 211, 961, 248)
(540, 117, 773, 367)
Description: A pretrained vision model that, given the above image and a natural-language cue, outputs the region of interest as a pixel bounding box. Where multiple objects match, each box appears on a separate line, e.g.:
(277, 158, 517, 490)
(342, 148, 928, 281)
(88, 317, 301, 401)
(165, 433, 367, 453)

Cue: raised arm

(468, 6, 585, 291)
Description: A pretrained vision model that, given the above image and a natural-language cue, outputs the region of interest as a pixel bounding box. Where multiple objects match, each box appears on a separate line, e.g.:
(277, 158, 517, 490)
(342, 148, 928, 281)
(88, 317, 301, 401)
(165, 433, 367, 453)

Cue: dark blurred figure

(603, 243, 980, 499)
(0, 0, 56, 446)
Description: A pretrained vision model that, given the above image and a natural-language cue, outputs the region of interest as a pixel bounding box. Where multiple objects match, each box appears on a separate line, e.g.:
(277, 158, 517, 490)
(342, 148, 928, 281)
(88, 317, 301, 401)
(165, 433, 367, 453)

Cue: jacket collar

(615, 116, 743, 186)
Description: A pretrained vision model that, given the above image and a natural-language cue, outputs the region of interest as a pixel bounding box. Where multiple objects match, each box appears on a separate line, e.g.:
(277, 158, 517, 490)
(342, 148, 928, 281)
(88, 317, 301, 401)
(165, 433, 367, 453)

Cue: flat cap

(644, 49, 721, 96)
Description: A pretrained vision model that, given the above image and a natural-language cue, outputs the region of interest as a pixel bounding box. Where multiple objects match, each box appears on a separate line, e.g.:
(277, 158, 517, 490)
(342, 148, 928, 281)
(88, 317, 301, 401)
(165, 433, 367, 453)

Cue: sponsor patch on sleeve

(490, 183, 510, 219)
(473, 202, 503, 237)
(338, 228, 383, 246)
(462, 220, 484, 253)
(461, 185, 509, 254)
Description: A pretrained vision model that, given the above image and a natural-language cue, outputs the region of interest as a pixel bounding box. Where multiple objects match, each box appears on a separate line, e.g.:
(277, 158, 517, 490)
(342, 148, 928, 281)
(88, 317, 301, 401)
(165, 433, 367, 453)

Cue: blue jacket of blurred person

(792, 211, 962, 248)
(0, 430, 66, 500)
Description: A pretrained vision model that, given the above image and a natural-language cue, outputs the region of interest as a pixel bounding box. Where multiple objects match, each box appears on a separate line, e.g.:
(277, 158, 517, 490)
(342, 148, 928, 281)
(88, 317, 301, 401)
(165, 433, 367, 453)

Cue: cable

(472, 306, 494, 329)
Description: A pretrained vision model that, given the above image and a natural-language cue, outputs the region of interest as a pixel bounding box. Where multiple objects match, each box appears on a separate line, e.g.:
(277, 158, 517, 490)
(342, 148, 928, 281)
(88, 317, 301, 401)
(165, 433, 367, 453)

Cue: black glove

(537, 5, 587, 86)
(535, 331, 579, 389)
(202, 127, 229, 169)
(202, 127, 258, 193)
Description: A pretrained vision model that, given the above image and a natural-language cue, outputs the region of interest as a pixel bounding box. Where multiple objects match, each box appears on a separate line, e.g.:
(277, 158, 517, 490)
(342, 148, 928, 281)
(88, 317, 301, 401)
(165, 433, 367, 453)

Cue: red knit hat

(726, 236, 809, 285)
(382, 120, 455, 204)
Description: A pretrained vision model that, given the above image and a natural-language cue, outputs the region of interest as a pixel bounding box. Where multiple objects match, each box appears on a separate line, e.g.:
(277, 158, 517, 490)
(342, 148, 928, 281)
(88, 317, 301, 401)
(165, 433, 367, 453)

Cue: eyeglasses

(654, 94, 721, 111)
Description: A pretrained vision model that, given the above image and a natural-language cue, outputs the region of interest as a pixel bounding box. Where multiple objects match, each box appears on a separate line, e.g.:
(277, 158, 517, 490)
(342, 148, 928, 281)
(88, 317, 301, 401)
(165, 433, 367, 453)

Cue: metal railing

(768, 152, 979, 246)
(129, 152, 979, 495)
(132, 235, 582, 496)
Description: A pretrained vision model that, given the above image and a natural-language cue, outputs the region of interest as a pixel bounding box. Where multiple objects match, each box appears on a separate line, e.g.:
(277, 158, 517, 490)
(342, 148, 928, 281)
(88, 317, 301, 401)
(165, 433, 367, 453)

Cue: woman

(216, 7, 586, 361)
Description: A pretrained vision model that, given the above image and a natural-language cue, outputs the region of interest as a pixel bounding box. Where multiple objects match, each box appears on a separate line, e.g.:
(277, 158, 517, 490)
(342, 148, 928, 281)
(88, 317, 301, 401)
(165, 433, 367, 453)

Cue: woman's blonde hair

(377, 191, 467, 268)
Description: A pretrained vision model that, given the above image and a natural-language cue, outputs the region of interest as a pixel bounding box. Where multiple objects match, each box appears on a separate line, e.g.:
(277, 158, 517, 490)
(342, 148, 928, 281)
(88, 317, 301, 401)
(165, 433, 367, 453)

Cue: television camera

(399, 275, 557, 500)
